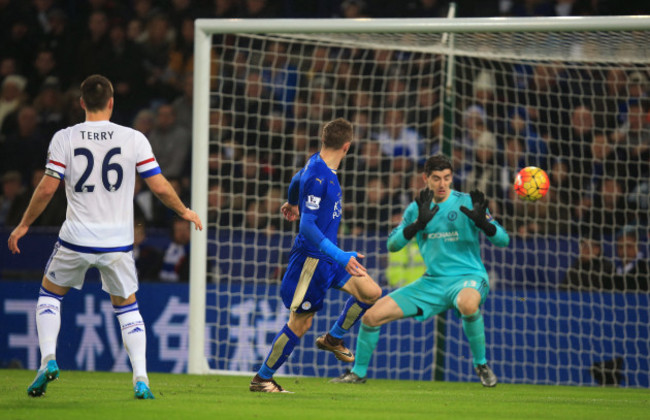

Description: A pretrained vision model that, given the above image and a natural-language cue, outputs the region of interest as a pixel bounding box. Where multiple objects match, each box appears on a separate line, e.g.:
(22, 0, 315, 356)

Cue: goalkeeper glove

(460, 189, 497, 237)
(403, 188, 439, 240)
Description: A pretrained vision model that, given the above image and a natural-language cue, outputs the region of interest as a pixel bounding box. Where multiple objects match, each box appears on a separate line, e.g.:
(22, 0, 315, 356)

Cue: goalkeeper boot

(329, 369, 367, 384)
(27, 360, 59, 397)
(316, 333, 355, 363)
(475, 364, 498, 387)
(249, 374, 292, 393)
(134, 381, 155, 399)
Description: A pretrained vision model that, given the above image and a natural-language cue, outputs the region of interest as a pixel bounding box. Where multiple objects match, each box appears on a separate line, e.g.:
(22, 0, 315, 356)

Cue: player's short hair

(424, 154, 453, 175)
(321, 118, 353, 150)
(80, 74, 113, 112)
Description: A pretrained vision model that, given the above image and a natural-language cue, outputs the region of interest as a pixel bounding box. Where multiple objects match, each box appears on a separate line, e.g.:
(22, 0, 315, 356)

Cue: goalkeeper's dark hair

(80, 74, 113, 112)
(321, 118, 353, 150)
(424, 154, 453, 175)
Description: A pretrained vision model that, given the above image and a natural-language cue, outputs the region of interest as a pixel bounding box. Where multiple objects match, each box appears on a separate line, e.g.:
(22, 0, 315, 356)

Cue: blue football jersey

(291, 153, 343, 261)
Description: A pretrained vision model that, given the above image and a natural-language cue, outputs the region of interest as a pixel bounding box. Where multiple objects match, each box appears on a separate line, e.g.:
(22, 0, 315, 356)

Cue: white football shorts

(44, 242, 139, 298)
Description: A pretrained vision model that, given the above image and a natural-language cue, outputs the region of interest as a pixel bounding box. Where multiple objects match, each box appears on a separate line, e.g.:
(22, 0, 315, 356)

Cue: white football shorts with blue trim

(45, 242, 139, 298)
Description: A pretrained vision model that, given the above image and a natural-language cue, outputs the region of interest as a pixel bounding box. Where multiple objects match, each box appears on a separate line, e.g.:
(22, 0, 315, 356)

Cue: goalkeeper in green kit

(331, 154, 510, 387)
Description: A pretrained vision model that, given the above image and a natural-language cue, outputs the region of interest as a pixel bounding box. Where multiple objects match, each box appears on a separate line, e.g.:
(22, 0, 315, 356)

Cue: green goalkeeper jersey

(387, 190, 510, 282)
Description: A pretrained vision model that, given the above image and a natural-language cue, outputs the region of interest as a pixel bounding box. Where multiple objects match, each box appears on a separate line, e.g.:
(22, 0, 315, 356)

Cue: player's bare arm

(8, 175, 61, 254)
(144, 173, 203, 230)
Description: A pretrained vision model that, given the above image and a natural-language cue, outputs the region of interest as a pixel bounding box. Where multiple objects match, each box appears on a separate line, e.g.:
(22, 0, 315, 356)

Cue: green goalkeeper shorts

(388, 275, 489, 322)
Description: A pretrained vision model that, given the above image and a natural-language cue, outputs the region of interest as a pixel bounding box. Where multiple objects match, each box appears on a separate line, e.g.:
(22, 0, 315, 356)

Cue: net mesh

(202, 28, 650, 386)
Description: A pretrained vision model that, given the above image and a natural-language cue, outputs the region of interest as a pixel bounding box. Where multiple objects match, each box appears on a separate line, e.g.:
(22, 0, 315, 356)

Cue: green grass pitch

(1, 370, 648, 420)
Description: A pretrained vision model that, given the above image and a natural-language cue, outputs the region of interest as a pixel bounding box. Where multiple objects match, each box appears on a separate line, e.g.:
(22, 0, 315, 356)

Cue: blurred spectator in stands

(261, 41, 298, 117)
(243, 199, 268, 230)
(0, 171, 24, 226)
(302, 46, 333, 88)
(510, 0, 555, 16)
(167, 17, 197, 94)
(2, 16, 39, 74)
(32, 76, 65, 136)
(342, 138, 391, 209)
(167, 0, 201, 37)
(382, 67, 414, 110)
(133, 218, 163, 281)
(26, 49, 61, 99)
(560, 236, 615, 291)
(375, 107, 423, 173)
(303, 76, 340, 123)
(1, 105, 50, 183)
(339, 0, 368, 18)
(592, 68, 627, 131)
(471, 69, 506, 135)
(517, 63, 566, 138)
(409, 80, 440, 143)
(61, 86, 84, 126)
(464, 130, 501, 215)
(614, 228, 649, 292)
(40, 8, 74, 83)
(171, 74, 194, 131)
(132, 108, 155, 137)
(0, 57, 18, 86)
(611, 99, 650, 178)
(159, 218, 191, 282)
(625, 70, 648, 100)
(139, 12, 176, 105)
(507, 105, 549, 168)
(264, 186, 292, 233)
(577, 177, 628, 239)
(459, 104, 487, 153)
(209, 107, 234, 147)
(240, 0, 280, 18)
(261, 110, 292, 182)
(287, 121, 320, 168)
(0, 74, 28, 135)
(208, 0, 240, 18)
(233, 71, 271, 141)
(74, 10, 111, 83)
(106, 22, 147, 126)
(397, 0, 448, 17)
(556, 105, 596, 190)
(148, 104, 191, 180)
(351, 176, 400, 236)
(208, 181, 241, 227)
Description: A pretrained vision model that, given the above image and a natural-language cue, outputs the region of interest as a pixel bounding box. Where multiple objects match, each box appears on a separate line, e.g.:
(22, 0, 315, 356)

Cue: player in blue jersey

(331, 154, 510, 387)
(249, 118, 382, 393)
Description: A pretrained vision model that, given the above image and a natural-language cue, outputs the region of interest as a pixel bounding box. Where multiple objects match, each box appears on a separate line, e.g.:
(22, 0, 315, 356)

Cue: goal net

(190, 17, 650, 387)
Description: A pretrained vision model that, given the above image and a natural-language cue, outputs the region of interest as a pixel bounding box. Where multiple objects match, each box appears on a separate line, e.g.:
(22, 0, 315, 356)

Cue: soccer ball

(514, 166, 550, 201)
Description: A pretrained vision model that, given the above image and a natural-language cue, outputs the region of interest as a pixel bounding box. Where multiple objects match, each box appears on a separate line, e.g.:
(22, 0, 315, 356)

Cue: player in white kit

(7, 75, 203, 399)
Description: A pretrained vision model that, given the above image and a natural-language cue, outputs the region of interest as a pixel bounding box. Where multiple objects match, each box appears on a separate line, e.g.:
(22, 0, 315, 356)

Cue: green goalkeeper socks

(351, 322, 381, 378)
(462, 310, 487, 367)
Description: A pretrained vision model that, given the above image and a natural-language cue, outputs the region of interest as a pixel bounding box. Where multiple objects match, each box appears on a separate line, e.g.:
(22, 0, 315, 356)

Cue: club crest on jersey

(448, 211, 457, 221)
(301, 301, 312, 310)
(306, 195, 321, 210)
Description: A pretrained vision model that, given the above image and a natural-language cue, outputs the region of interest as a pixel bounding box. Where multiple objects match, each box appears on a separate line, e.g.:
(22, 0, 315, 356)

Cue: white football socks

(114, 302, 148, 385)
(35, 289, 62, 369)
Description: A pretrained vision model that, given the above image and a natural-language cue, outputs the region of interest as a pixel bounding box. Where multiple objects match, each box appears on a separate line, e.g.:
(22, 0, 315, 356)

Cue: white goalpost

(190, 16, 650, 386)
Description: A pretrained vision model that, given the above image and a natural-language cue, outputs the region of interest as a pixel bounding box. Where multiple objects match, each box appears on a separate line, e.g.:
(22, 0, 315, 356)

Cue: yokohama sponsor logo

(424, 231, 459, 241)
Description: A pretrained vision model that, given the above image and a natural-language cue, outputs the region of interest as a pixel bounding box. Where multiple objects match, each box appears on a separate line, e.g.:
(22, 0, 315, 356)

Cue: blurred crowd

(0, 0, 649, 287)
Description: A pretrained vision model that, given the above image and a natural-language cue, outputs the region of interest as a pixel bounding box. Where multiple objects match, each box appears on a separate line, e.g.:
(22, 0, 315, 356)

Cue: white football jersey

(45, 120, 161, 251)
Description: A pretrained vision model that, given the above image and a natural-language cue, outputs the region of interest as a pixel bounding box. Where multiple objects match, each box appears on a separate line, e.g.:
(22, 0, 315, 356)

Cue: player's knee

(360, 282, 382, 305)
(361, 309, 382, 328)
(456, 296, 479, 316)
